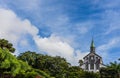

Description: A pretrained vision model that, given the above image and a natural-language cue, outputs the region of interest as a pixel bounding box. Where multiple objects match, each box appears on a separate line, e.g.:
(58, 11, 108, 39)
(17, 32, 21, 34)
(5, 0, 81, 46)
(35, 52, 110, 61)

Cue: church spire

(90, 39, 95, 53)
(91, 39, 95, 48)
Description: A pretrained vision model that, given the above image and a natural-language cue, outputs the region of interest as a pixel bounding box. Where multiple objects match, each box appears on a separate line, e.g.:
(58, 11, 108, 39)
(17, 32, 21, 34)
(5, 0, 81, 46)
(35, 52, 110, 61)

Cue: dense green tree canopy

(0, 39, 15, 53)
(100, 61, 120, 78)
(0, 48, 31, 77)
(0, 48, 52, 78)
(18, 51, 70, 77)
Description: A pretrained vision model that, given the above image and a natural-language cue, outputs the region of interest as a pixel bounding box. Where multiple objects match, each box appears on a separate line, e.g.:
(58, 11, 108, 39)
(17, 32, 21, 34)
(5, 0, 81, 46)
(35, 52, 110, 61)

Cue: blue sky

(0, 0, 120, 65)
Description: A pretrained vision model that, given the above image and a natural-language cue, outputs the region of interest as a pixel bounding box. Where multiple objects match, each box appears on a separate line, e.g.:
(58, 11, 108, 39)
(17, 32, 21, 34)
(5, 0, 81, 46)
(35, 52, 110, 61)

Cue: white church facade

(81, 39, 106, 72)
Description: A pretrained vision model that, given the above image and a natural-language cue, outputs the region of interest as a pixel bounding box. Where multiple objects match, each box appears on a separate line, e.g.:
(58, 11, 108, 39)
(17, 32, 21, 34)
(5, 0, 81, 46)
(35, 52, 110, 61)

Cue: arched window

(85, 62, 88, 70)
(96, 59, 100, 69)
(90, 62, 94, 69)
(90, 56, 94, 69)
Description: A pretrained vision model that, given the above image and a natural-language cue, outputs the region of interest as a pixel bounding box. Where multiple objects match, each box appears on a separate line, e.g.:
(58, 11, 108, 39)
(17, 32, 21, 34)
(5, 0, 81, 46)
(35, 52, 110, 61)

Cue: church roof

(83, 52, 102, 59)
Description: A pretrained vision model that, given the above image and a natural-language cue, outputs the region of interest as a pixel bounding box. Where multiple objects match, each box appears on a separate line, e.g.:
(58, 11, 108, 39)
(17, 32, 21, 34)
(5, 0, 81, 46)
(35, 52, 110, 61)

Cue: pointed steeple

(90, 39, 95, 53)
(91, 39, 95, 48)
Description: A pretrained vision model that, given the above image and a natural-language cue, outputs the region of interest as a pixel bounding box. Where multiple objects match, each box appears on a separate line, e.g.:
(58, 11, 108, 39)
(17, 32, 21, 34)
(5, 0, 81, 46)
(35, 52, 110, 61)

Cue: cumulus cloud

(0, 8, 38, 45)
(34, 35, 74, 56)
(34, 34, 88, 65)
(34, 35, 74, 63)
(0, 8, 87, 65)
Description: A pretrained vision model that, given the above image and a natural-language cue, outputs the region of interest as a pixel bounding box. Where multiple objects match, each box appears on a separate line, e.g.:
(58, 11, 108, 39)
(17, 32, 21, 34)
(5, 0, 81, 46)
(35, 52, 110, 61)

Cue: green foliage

(17, 51, 39, 67)
(100, 61, 120, 78)
(0, 48, 51, 78)
(65, 66, 84, 78)
(34, 69, 53, 78)
(82, 71, 100, 78)
(24, 71, 39, 78)
(18, 51, 101, 78)
(79, 59, 83, 66)
(0, 39, 15, 53)
(2, 48, 118, 78)
(0, 48, 30, 76)
(18, 60, 31, 74)
(18, 51, 71, 78)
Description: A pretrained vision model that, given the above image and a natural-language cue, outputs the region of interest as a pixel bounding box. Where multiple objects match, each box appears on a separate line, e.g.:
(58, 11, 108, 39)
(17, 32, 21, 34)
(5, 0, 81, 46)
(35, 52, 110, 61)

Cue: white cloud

(34, 35, 74, 56)
(0, 8, 38, 49)
(34, 34, 88, 65)
(0, 8, 87, 65)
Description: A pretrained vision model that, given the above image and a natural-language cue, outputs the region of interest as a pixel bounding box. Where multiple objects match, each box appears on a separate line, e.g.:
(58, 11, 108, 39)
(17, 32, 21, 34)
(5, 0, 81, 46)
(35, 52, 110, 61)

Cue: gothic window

(96, 59, 100, 69)
(90, 56, 94, 69)
(85, 62, 88, 70)
(96, 63, 99, 69)
(90, 62, 94, 69)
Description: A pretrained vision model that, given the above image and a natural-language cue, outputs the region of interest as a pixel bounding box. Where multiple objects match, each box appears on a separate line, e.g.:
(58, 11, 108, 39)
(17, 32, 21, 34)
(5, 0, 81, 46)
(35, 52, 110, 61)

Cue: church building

(81, 39, 106, 72)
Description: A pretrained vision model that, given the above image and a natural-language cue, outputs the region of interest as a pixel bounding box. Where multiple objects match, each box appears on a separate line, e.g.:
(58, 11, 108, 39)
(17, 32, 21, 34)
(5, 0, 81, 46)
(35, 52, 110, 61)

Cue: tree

(118, 58, 120, 61)
(0, 39, 15, 53)
(79, 59, 83, 66)
(0, 48, 51, 78)
(100, 61, 120, 78)
(18, 51, 70, 78)
(0, 48, 31, 77)
(108, 61, 120, 78)
(82, 71, 100, 78)
(17, 51, 38, 67)
(44, 56, 69, 77)
(65, 66, 83, 78)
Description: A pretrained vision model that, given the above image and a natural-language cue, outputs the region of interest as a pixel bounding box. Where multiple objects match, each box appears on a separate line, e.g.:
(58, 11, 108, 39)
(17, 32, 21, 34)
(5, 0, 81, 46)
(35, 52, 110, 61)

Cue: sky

(0, 0, 120, 65)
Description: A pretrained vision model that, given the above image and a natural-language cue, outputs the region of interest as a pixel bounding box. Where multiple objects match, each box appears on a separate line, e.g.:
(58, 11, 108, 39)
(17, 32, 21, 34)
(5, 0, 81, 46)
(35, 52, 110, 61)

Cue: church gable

(81, 39, 105, 72)
(83, 53, 102, 60)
